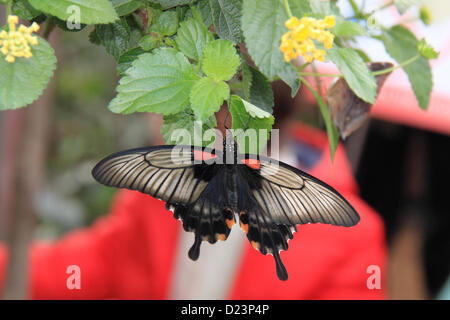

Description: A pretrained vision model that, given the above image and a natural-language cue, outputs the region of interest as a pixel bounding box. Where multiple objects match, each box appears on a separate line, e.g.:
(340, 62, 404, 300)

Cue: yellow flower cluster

(0, 15, 40, 63)
(280, 16, 335, 63)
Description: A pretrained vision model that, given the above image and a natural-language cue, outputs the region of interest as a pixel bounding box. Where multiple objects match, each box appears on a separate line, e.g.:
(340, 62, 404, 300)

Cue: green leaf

(176, 18, 214, 62)
(201, 39, 240, 81)
(242, 64, 274, 113)
(381, 25, 432, 110)
(191, 0, 213, 27)
(92, 17, 135, 59)
(417, 38, 439, 59)
(300, 78, 339, 161)
(394, 0, 418, 14)
(108, 48, 199, 114)
(116, 47, 145, 75)
(241, 0, 300, 95)
(149, 10, 178, 36)
(161, 109, 217, 146)
(110, 0, 143, 16)
(332, 21, 367, 37)
(138, 35, 159, 51)
(308, 0, 345, 22)
(149, 0, 194, 9)
(29, 0, 118, 24)
(354, 48, 371, 63)
(326, 47, 377, 104)
(229, 95, 274, 154)
(13, 0, 42, 20)
(0, 37, 57, 110)
(209, 0, 242, 43)
(190, 77, 229, 121)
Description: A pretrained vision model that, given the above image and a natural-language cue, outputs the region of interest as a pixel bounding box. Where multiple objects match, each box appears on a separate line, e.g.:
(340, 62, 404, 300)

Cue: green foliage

(0, 37, 57, 110)
(161, 109, 217, 146)
(190, 77, 229, 121)
(241, 64, 274, 114)
(242, 0, 299, 96)
(229, 95, 274, 154)
(331, 21, 367, 37)
(175, 18, 213, 61)
(327, 47, 377, 104)
(13, 0, 41, 20)
(111, 0, 144, 16)
(91, 17, 141, 59)
(209, 0, 242, 43)
(201, 39, 240, 81)
(108, 48, 199, 114)
(381, 25, 433, 110)
(0, 0, 439, 157)
(28, 0, 118, 24)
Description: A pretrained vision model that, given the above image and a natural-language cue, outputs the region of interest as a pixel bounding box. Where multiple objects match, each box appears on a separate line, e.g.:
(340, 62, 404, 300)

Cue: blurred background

(0, 0, 449, 299)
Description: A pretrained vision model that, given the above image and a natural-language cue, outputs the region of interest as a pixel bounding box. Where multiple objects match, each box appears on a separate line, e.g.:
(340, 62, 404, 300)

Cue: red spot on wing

(241, 158, 260, 170)
(194, 150, 218, 161)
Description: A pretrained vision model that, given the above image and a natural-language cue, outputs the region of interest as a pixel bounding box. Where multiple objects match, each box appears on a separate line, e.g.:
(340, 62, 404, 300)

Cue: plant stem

(5, 0, 12, 18)
(283, 0, 293, 18)
(298, 54, 421, 79)
(372, 54, 421, 76)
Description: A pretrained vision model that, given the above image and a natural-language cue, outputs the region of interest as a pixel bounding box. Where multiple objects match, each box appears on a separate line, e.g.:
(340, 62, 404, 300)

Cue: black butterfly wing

(235, 156, 360, 281)
(92, 145, 235, 260)
(92, 145, 218, 205)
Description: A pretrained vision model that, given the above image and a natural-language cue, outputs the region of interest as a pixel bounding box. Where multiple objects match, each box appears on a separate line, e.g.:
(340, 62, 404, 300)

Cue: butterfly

(91, 137, 360, 281)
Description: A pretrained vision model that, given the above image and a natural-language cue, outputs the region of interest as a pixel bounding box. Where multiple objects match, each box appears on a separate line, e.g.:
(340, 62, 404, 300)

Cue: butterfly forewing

(247, 158, 359, 227)
(92, 146, 221, 205)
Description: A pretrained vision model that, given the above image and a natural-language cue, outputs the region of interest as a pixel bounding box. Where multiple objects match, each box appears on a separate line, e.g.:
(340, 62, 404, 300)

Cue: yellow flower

(0, 15, 40, 63)
(280, 15, 335, 63)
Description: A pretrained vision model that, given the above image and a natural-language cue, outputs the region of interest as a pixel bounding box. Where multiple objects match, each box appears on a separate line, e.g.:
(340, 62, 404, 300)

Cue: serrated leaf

(138, 35, 159, 51)
(149, 0, 194, 9)
(176, 18, 213, 62)
(381, 25, 432, 110)
(161, 109, 217, 146)
(242, 64, 274, 113)
(108, 48, 199, 114)
(190, 77, 229, 121)
(110, 0, 143, 16)
(229, 95, 274, 154)
(189, 0, 213, 27)
(149, 10, 178, 36)
(201, 39, 240, 81)
(116, 47, 145, 75)
(0, 37, 57, 110)
(209, 0, 242, 43)
(92, 17, 134, 59)
(332, 21, 367, 37)
(327, 47, 377, 104)
(13, 0, 42, 20)
(29, 0, 118, 24)
(241, 0, 301, 95)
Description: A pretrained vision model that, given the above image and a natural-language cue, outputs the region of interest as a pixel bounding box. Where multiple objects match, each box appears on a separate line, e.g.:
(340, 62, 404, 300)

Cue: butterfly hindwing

(235, 154, 360, 280)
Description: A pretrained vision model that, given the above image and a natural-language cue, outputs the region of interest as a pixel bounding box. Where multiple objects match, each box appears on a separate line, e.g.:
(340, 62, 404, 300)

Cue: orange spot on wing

(226, 218, 235, 229)
(240, 158, 260, 170)
(216, 234, 226, 241)
(251, 241, 260, 250)
(240, 221, 249, 234)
